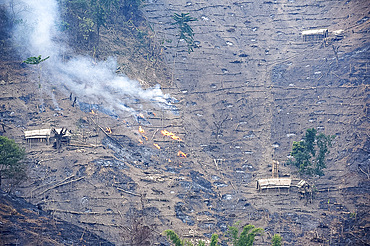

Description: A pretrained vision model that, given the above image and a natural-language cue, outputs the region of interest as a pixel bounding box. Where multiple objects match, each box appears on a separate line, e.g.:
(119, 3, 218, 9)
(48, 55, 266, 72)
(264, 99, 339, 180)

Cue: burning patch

(161, 130, 182, 141)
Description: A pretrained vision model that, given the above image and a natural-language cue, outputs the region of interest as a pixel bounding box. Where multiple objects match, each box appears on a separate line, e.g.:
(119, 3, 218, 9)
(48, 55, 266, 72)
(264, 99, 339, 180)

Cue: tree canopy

(164, 222, 273, 246)
(163, 230, 218, 246)
(58, 0, 144, 49)
(227, 222, 264, 246)
(0, 136, 26, 186)
(271, 234, 282, 246)
(289, 128, 335, 176)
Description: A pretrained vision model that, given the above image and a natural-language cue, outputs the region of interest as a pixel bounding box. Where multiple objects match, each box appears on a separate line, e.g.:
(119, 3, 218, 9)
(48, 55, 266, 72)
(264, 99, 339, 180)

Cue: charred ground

(0, 0, 369, 246)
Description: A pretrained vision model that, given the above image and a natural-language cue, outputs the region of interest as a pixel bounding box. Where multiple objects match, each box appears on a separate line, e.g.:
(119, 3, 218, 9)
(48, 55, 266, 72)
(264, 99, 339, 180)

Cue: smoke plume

(4, 0, 172, 117)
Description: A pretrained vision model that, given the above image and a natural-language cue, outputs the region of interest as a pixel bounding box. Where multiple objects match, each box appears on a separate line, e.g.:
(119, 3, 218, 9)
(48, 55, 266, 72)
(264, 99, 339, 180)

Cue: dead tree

(72, 97, 77, 107)
(0, 121, 6, 135)
(332, 45, 340, 66)
(120, 205, 156, 246)
(52, 128, 68, 150)
(212, 114, 230, 141)
(358, 164, 370, 179)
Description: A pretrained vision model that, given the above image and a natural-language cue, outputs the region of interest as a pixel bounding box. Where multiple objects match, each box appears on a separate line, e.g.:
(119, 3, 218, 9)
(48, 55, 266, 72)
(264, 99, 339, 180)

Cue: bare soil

(0, 0, 369, 245)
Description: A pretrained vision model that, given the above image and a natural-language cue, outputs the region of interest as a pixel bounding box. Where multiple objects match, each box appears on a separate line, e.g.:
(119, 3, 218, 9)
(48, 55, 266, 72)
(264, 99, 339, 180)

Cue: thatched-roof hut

(24, 129, 52, 143)
(302, 29, 328, 42)
(256, 178, 292, 190)
(24, 128, 71, 145)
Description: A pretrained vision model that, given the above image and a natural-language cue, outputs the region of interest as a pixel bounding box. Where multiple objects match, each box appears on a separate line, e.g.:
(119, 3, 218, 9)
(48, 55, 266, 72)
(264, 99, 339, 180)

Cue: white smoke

(5, 0, 172, 116)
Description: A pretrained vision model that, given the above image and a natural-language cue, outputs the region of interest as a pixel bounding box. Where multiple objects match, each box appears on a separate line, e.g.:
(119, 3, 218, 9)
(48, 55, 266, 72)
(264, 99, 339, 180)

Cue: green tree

(60, 0, 143, 50)
(227, 222, 264, 246)
(315, 133, 334, 176)
(271, 234, 282, 246)
(163, 230, 206, 246)
(289, 128, 335, 176)
(90, 0, 120, 47)
(121, 0, 143, 21)
(0, 136, 26, 187)
(164, 230, 183, 246)
(210, 234, 219, 246)
(172, 13, 197, 53)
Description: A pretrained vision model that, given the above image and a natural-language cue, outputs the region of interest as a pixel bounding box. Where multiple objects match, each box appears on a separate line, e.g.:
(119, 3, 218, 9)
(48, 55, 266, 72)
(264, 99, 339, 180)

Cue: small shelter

(332, 29, 344, 40)
(24, 128, 71, 146)
(24, 129, 52, 144)
(297, 179, 314, 203)
(256, 178, 292, 190)
(302, 29, 328, 42)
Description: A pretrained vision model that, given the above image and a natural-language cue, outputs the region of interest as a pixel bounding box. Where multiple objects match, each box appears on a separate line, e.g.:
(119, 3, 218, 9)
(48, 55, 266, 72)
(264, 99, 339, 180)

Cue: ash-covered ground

(0, 0, 369, 245)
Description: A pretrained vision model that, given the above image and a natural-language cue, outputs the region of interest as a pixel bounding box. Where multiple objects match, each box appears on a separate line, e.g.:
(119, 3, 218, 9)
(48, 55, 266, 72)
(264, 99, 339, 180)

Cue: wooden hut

(256, 178, 292, 190)
(24, 128, 71, 146)
(24, 129, 52, 144)
(302, 29, 328, 42)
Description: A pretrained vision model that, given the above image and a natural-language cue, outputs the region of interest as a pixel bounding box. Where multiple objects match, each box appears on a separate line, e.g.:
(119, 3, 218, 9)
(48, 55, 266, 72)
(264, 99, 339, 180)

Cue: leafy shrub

(289, 128, 335, 176)
(0, 136, 26, 186)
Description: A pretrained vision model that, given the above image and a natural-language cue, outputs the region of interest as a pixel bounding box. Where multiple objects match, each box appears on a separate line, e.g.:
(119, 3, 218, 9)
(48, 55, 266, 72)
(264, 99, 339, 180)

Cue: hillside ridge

(0, 0, 369, 245)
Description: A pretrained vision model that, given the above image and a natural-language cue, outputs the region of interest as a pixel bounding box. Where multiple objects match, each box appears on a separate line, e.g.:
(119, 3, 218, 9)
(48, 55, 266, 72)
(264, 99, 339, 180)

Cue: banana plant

(23, 55, 50, 65)
(23, 55, 49, 88)
(172, 13, 197, 53)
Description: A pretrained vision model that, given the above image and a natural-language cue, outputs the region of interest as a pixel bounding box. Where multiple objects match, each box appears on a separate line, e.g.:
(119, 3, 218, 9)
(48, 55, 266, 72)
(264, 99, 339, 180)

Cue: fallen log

(89, 117, 126, 150)
(38, 177, 85, 195)
(112, 185, 140, 197)
(68, 143, 102, 148)
(31, 175, 75, 193)
(79, 221, 121, 227)
(50, 209, 118, 215)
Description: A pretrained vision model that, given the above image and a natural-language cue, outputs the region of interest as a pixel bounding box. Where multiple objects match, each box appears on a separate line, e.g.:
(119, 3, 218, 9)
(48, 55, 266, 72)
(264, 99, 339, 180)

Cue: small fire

(177, 151, 187, 158)
(139, 126, 145, 134)
(138, 139, 143, 144)
(90, 110, 97, 115)
(137, 113, 145, 119)
(153, 143, 161, 149)
(138, 126, 148, 141)
(105, 127, 112, 134)
(161, 130, 182, 141)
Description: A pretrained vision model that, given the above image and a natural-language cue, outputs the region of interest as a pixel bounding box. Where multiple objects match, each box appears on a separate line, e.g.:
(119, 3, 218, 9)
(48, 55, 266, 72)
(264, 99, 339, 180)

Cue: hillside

(0, 0, 369, 245)
(0, 190, 114, 245)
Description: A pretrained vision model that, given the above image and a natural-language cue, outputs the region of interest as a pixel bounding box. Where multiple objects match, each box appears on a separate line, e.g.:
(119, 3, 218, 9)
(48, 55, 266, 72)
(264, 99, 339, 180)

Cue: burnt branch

(212, 114, 230, 140)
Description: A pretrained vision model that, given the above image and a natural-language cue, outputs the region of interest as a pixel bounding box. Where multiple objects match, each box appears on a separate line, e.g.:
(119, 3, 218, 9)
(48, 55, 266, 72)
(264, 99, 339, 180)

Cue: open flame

(153, 143, 161, 149)
(138, 126, 148, 141)
(105, 127, 112, 134)
(139, 126, 145, 134)
(161, 129, 182, 141)
(90, 109, 97, 115)
(177, 151, 187, 158)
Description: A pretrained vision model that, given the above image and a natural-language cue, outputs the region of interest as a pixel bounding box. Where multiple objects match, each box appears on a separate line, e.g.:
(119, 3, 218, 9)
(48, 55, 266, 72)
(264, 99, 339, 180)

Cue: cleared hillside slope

(143, 0, 369, 244)
(0, 0, 368, 245)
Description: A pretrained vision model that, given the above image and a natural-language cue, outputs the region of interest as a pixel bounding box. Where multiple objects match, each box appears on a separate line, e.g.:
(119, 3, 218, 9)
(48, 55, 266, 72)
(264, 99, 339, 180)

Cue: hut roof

(24, 129, 52, 139)
(302, 29, 328, 36)
(24, 128, 71, 139)
(256, 178, 292, 189)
